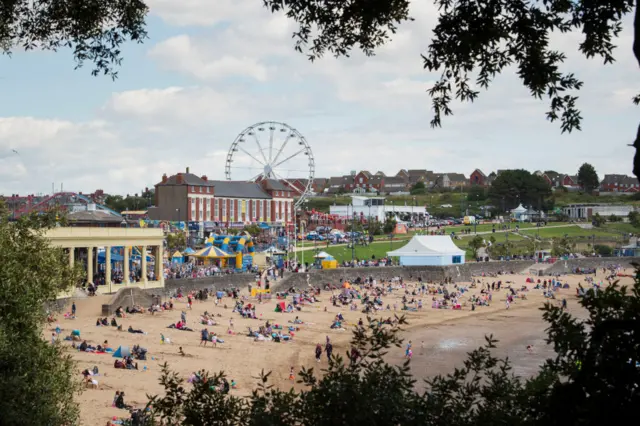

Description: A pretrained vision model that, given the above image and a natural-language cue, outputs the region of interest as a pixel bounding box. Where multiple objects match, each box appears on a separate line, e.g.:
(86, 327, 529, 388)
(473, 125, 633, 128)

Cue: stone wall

(269, 260, 537, 290)
(162, 274, 256, 294)
(101, 287, 157, 316)
(545, 257, 640, 275)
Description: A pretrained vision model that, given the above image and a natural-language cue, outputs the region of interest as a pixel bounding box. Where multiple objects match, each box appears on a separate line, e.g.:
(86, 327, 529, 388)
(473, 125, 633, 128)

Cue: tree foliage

(104, 189, 154, 213)
(410, 181, 426, 195)
(0, 0, 149, 78)
(141, 272, 640, 426)
(263, 0, 640, 181)
(0, 203, 83, 425)
(592, 213, 607, 227)
(165, 232, 187, 252)
(468, 235, 485, 258)
(577, 163, 600, 193)
(488, 169, 552, 211)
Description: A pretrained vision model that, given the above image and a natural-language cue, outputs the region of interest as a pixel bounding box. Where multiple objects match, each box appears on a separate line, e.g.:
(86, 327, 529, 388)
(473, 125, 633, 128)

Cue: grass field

(298, 240, 408, 263)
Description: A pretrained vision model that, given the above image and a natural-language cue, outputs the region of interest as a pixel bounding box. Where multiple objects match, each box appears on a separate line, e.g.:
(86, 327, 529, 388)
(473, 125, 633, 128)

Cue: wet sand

(52, 270, 631, 425)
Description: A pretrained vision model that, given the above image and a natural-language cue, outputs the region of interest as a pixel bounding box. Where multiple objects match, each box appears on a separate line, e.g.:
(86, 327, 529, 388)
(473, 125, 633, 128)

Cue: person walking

(315, 343, 322, 362)
(325, 341, 333, 360)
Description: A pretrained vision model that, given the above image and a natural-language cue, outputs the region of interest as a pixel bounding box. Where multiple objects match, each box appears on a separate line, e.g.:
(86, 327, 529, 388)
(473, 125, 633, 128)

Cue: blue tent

(259, 222, 270, 229)
(183, 247, 195, 254)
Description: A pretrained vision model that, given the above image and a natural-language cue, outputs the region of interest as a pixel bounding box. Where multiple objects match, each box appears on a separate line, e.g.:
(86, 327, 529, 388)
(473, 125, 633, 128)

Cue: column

(157, 244, 164, 280)
(87, 247, 94, 284)
(124, 246, 130, 284)
(105, 246, 112, 293)
(141, 245, 148, 287)
(69, 248, 74, 267)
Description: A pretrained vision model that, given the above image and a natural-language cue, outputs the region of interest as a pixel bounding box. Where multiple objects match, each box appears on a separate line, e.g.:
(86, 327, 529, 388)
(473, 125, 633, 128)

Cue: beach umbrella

(183, 247, 195, 254)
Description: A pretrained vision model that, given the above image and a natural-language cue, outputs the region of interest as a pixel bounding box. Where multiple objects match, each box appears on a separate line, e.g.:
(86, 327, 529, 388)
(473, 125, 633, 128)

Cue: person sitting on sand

(128, 325, 145, 334)
(114, 359, 126, 369)
(115, 306, 126, 318)
(179, 347, 186, 356)
(115, 391, 131, 410)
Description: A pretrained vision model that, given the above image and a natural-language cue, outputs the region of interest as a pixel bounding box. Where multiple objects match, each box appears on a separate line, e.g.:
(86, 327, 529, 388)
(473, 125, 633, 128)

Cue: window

(214, 199, 219, 220)
(252, 200, 257, 219)
(222, 199, 226, 220)
(266, 201, 271, 221)
(278, 201, 282, 220)
(230, 199, 235, 220)
(206, 187, 210, 193)
(452, 256, 462, 264)
(359, 177, 363, 183)
(199, 186, 203, 193)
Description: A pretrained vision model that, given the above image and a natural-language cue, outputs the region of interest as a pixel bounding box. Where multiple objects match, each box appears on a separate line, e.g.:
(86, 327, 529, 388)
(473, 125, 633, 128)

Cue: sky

(0, 0, 637, 196)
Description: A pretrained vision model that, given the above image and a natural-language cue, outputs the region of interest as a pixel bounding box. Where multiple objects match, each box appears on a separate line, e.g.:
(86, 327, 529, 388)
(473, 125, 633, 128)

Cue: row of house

(281, 169, 470, 195)
(470, 169, 639, 194)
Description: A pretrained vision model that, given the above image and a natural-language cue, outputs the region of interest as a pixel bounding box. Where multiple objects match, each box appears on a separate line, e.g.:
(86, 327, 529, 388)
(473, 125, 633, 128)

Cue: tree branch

(635, 0, 640, 67)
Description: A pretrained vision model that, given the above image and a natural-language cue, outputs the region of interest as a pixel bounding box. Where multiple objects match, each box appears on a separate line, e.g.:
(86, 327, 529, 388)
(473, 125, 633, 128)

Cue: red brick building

(149, 168, 295, 226)
(599, 174, 640, 193)
(470, 169, 487, 186)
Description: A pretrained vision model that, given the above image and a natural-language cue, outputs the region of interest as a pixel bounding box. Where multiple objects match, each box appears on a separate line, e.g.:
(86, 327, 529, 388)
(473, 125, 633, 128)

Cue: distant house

(432, 174, 451, 188)
(561, 175, 580, 189)
(600, 174, 640, 193)
(353, 170, 373, 190)
(382, 176, 408, 194)
(470, 169, 487, 186)
(445, 173, 467, 188)
(396, 169, 410, 181)
(311, 178, 328, 193)
(326, 177, 345, 194)
(374, 171, 386, 177)
(542, 172, 563, 187)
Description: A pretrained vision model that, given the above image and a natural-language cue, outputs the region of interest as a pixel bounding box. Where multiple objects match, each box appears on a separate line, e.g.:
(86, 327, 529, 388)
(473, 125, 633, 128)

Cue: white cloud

(148, 35, 270, 81)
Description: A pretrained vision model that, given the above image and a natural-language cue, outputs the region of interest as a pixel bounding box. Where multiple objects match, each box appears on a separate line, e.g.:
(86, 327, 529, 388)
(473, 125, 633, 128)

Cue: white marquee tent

(387, 235, 465, 266)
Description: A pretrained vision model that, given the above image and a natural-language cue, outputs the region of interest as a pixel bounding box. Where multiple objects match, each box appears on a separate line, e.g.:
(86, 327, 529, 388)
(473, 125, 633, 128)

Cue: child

(231, 379, 237, 389)
(289, 366, 295, 381)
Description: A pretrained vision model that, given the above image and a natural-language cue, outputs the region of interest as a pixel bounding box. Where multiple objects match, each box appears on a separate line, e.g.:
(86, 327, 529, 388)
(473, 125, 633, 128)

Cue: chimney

(176, 174, 183, 184)
(201, 175, 208, 181)
(186, 166, 190, 174)
(161, 173, 168, 184)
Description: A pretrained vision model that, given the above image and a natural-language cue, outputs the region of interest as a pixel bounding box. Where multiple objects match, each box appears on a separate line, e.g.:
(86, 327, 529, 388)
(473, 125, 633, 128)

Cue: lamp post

(412, 196, 415, 226)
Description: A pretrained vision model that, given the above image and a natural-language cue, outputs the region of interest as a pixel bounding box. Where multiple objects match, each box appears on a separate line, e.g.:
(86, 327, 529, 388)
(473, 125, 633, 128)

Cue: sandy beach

(50, 269, 634, 425)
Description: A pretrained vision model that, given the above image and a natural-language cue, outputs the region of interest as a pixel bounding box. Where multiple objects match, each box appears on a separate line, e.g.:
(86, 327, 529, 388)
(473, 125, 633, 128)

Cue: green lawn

(519, 225, 618, 239)
(600, 223, 640, 235)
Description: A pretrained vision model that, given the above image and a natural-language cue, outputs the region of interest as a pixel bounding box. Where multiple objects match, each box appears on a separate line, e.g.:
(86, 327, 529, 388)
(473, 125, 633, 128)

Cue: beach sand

(52, 270, 634, 425)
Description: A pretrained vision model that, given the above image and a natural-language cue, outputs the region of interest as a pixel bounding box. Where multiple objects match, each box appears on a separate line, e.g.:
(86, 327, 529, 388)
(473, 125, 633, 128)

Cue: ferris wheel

(225, 121, 315, 208)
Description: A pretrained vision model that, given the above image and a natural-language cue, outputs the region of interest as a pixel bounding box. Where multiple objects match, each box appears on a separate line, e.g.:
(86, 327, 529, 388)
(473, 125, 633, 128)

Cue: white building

(387, 235, 465, 266)
(562, 203, 635, 220)
(329, 196, 427, 222)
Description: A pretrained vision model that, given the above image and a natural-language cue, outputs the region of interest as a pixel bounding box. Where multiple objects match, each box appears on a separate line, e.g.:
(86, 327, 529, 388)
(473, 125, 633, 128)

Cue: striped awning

(192, 246, 233, 258)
